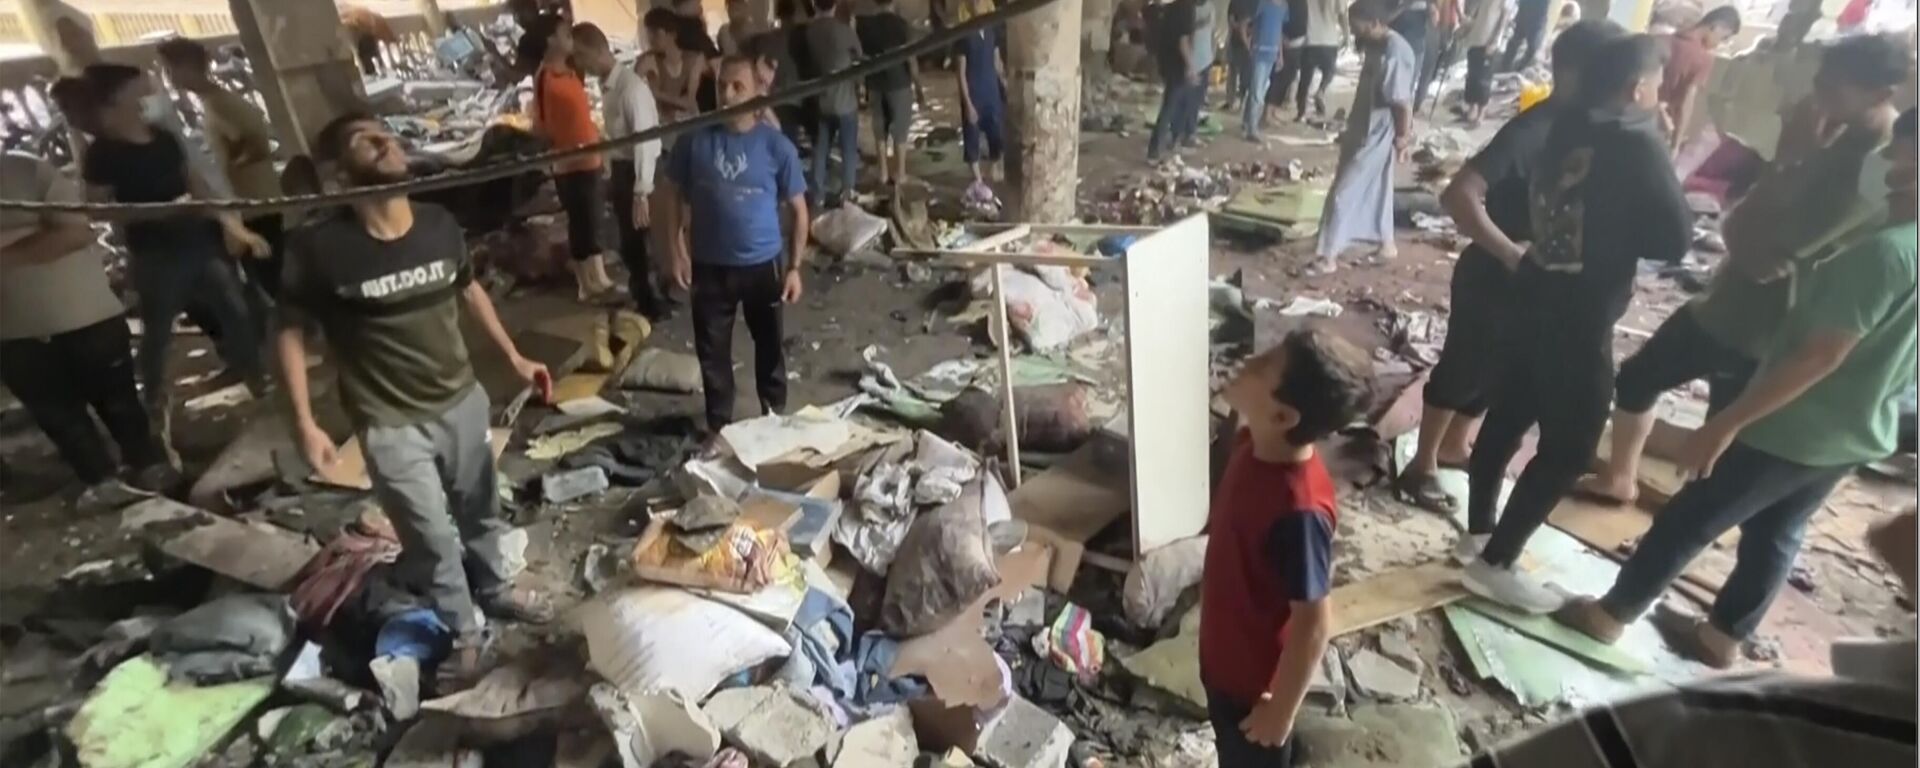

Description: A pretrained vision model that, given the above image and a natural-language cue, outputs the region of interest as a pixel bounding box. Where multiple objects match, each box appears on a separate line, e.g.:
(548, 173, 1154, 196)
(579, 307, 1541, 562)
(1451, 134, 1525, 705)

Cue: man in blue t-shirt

(1240, 0, 1289, 139)
(663, 55, 811, 430)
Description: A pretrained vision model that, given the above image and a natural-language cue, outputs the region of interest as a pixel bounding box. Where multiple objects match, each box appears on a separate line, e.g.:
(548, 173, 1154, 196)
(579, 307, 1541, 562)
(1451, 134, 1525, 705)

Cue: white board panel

(1123, 214, 1214, 555)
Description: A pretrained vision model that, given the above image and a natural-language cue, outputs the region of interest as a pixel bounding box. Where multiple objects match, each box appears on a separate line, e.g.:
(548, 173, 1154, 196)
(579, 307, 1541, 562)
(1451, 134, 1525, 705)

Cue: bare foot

(1572, 474, 1638, 506)
(1651, 602, 1739, 669)
(1552, 597, 1625, 643)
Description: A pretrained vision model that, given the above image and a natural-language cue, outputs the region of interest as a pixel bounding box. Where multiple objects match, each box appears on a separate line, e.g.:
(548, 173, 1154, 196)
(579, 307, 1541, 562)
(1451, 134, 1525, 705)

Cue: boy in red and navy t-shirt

(1201, 326, 1375, 766)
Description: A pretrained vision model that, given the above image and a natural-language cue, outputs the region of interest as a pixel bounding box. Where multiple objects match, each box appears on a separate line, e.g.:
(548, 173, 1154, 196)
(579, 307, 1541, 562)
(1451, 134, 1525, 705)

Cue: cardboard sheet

(1458, 598, 1650, 675)
(1008, 443, 1129, 591)
(309, 437, 374, 491)
(1122, 215, 1213, 555)
(121, 498, 318, 591)
(552, 372, 611, 404)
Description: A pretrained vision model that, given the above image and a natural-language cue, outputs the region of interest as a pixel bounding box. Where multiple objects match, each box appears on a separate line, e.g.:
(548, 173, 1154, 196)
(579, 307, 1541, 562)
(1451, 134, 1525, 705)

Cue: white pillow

(581, 587, 792, 701)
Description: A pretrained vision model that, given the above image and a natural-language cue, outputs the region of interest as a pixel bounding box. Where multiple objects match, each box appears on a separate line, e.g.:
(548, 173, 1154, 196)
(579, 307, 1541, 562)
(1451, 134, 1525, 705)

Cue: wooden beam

(992, 263, 1022, 487)
(898, 249, 1112, 268)
(993, 223, 1159, 235)
(959, 224, 1035, 253)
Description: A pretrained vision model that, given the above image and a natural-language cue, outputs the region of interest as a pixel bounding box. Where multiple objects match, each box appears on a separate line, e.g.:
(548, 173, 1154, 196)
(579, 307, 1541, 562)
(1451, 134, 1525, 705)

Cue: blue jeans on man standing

(1178, 77, 1211, 144)
(1242, 48, 1279, 138)
(811, 112, 859, 206)
(1148, 77, 1202, 160)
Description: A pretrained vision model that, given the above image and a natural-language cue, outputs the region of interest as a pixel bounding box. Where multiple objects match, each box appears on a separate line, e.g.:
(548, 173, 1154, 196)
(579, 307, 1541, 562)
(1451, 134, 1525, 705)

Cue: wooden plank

(959, 224, 1034, 253)
(1330, 561, 1470, 636)
(991, 263, 1022, 487)
(901, 249, 1113, 268)
(994, 223, 1161, 235)
(1122, 215, 1213, 556)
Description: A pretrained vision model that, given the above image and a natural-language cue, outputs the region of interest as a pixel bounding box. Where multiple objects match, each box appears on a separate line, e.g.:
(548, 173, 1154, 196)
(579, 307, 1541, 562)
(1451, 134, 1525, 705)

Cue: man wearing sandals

(1573, 34, 1910, 509)
(1554, 109, 1916, 668)
(1394, 20, 1622, 514)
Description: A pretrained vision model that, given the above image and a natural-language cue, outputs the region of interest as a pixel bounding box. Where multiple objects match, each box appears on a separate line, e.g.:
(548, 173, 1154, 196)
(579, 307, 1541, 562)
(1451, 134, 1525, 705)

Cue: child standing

(1201, 327, 1375, 765)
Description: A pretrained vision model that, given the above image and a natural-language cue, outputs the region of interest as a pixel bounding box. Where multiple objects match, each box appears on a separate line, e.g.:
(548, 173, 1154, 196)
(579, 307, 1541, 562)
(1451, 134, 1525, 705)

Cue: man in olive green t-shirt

(1575, 33, 1911, 507)
(1553, 108, 1917, 669)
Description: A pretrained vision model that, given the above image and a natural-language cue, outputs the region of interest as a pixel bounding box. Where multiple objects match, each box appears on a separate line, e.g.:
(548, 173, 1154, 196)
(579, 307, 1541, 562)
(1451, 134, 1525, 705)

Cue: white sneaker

(1452, 534, 1490, 566)
(1462, 559, 1565, 615)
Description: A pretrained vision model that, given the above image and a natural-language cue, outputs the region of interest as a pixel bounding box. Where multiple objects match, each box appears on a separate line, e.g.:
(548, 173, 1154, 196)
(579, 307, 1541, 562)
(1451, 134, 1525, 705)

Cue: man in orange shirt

(1658, 6, 1739, 152)
(528, 15, 616, 299)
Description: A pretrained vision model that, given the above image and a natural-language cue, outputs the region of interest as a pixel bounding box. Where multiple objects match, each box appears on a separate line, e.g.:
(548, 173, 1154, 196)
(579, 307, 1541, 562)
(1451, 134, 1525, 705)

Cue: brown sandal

(1651, 602, 1737, 669)
(1395, 470, 1459, 514)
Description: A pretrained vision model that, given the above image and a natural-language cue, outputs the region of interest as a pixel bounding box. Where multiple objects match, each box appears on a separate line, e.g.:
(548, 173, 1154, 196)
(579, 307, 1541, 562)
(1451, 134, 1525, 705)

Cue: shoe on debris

(1462, 558, 1564, 615)
(1451, 533, 1489, 566)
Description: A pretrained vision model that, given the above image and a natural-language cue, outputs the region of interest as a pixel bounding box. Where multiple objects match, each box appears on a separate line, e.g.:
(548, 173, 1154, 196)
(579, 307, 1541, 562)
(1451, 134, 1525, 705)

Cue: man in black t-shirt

(77, 64, 267, 434)
(857, 0, 918, 186)
(1146, 0, 1201, 162)
(1224, 0, 1260, 110)
(280, 113, 555, 679)
(1396, 20, 1622, 514)
(1462, 34, 1692, 614)
(779, 0, 819, 147)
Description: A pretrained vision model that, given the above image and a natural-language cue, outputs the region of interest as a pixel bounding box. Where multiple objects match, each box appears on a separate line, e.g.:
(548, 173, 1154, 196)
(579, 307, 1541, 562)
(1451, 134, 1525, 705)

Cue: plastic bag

(971, 268, 1099, 351)
(880, 478, 1001, 637)
(812, 207, 890, 256)
(620, 348, 704, 393)
(1121, 535, 1209, 630)
(580, 587, 792, 700)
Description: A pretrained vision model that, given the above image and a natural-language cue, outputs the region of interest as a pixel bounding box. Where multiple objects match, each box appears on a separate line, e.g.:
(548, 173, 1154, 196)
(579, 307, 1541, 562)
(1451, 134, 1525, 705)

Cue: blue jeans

(1243, 50, 1278, 137)
(1148, 77, 1204, 159)
(1598, 443, 1850, 639)
(811, 111, 859, 205)
(1178, 76, 1210, 141)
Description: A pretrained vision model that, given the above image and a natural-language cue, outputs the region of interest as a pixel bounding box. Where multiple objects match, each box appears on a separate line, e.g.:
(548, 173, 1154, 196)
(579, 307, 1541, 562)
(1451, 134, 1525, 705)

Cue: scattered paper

(719, 412, 853, 470)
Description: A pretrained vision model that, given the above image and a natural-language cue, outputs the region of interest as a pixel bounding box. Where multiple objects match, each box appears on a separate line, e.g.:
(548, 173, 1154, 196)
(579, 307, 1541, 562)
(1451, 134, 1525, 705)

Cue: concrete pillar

(1776, 0, 1825, 47)
(229, 0, 367, 159)
(416, 0, 451, 37)
(17, 0, 98, 75)
(1005, 0, 1083, 222)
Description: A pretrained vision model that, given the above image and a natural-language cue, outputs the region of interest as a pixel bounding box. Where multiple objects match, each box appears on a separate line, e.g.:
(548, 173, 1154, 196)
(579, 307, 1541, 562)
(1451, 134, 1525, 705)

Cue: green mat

(67, 655, 274, 768)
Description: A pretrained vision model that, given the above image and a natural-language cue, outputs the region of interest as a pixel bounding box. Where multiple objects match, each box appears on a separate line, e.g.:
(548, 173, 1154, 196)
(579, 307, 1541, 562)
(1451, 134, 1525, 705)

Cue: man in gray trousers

(277, 113, 553, 679)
